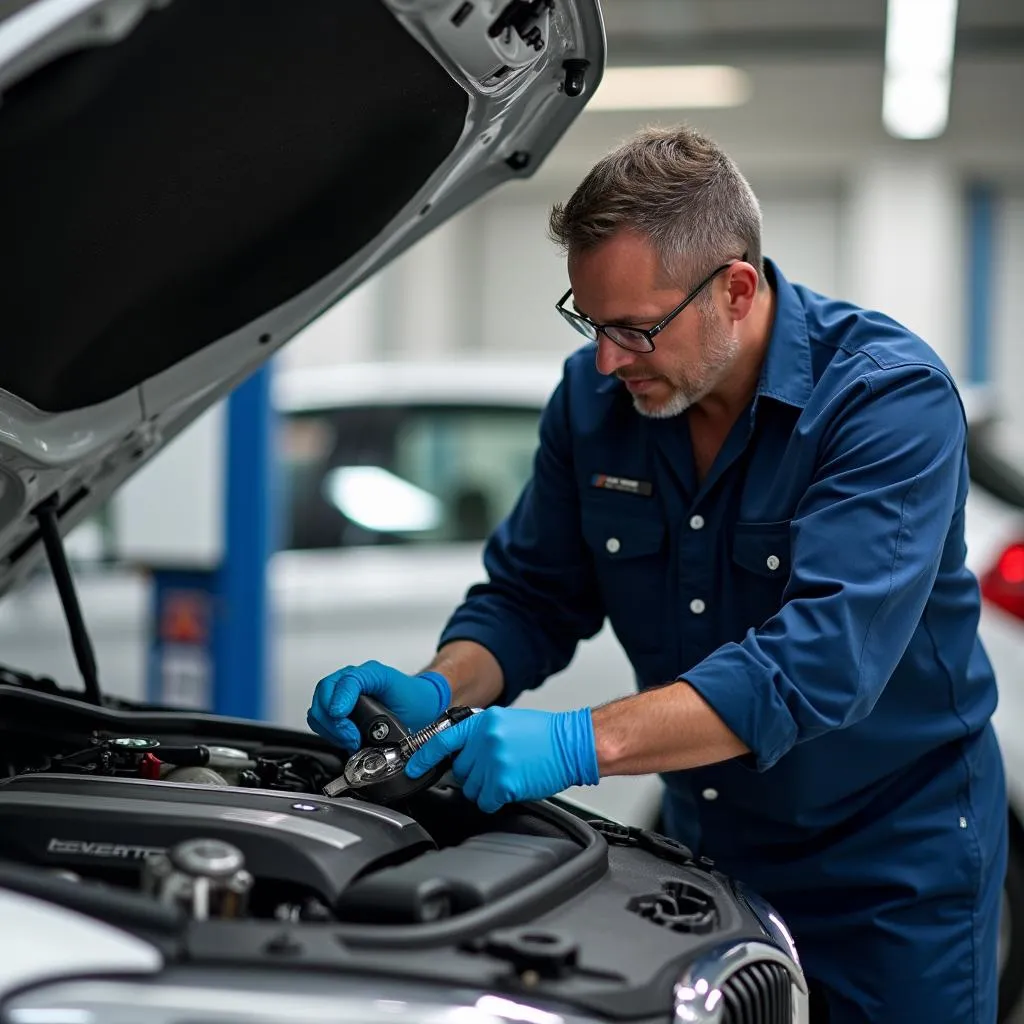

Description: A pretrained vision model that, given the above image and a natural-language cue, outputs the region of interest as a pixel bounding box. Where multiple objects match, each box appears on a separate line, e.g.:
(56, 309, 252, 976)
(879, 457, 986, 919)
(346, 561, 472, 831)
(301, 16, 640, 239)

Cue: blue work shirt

(438, 259, 1002, 901)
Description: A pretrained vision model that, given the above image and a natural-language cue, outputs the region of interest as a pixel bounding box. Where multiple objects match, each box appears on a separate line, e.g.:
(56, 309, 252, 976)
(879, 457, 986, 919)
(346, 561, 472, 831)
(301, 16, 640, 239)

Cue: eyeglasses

(555, 254, 745, 354)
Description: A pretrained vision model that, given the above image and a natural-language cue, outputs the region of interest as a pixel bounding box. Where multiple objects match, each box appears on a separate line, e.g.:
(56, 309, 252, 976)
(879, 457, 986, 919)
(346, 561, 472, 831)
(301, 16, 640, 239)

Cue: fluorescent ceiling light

(587, 65, 751, 112)
(882, 0, 958, 139)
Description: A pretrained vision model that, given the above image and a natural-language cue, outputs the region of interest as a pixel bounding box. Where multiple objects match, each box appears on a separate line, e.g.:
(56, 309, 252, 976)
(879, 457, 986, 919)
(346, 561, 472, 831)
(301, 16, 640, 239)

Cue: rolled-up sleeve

(683, 365, 967, 771)
(438, 374, 605, 704)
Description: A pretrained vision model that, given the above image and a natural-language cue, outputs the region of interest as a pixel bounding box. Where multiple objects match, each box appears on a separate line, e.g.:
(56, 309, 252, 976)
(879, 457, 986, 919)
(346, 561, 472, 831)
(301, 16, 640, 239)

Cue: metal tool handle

(323, 705, 478, 804)
(398, 704, 477, 759)
(348, 693, 412, 749)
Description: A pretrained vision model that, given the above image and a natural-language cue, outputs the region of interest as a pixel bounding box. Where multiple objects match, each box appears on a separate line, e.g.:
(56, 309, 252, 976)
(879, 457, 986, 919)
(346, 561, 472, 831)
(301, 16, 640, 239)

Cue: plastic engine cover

(0, 773, 433, 906)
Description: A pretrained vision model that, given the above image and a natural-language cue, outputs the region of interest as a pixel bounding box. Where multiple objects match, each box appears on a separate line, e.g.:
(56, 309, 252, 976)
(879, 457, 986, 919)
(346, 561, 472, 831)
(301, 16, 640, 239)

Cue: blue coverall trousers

(662, 725, 1008, 1023)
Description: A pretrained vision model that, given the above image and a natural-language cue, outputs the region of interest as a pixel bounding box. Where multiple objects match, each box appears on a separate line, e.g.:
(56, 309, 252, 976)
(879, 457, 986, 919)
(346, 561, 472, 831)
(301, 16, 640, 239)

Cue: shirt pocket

(731, 520, 792, 630)
(580, 502, 667, 656)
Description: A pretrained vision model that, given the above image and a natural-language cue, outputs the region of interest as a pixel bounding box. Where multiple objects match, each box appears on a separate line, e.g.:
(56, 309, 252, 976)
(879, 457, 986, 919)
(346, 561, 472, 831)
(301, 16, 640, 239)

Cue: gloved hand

(405, 706, 600, 814)
(306, 660, 451, 751)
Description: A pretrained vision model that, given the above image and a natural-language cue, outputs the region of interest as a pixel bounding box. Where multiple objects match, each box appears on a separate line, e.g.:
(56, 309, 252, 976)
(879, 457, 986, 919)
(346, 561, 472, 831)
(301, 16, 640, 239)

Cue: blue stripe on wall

(967, 184, 995, 385)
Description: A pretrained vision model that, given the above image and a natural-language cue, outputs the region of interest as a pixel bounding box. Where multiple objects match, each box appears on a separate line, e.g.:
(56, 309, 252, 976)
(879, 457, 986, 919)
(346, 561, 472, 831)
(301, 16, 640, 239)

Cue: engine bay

(0, 677, 808, 1022)
(0, 685, 591, 928)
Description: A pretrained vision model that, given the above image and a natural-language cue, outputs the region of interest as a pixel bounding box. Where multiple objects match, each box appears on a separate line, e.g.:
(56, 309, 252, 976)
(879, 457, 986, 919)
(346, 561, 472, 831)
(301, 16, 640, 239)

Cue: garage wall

(279, 163, 978, 405)
(476, 197, 576, 360)
(992, 189, 1024, 460)
(282, 177, 846, 370)
(758, 188, 842, 297)
(472, 183, 844, 358)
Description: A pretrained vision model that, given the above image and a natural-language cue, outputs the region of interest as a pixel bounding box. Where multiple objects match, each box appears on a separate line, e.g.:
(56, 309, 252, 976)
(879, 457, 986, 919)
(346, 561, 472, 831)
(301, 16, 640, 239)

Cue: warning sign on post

(147, 570, 217, 711)
(160, 589, 210, 645)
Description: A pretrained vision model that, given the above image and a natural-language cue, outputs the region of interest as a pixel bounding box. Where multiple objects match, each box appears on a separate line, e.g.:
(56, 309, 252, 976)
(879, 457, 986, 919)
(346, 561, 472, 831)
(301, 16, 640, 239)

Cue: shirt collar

(754, 257, 814, 410)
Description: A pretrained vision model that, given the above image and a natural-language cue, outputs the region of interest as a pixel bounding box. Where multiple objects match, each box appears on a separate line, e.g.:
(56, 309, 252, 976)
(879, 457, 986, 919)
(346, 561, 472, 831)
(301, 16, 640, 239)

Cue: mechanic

(308, 125, 1006, 1023)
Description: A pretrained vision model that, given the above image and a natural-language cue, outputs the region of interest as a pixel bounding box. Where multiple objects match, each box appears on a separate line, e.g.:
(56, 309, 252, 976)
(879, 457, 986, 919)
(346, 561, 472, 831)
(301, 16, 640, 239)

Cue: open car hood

(0, 0, 604, 598)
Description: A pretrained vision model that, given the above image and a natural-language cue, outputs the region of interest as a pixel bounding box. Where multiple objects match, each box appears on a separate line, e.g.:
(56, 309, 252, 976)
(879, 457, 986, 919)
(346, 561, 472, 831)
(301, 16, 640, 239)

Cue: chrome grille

(721, 960, 793, 1024)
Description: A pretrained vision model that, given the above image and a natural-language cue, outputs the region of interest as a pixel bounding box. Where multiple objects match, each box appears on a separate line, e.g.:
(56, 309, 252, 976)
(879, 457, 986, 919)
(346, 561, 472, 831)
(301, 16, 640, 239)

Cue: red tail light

(980, 542, 1024, 621)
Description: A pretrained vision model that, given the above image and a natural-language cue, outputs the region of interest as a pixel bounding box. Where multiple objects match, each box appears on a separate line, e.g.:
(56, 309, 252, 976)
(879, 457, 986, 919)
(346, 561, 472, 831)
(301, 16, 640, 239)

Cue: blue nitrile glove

(306, 660, 451, 751)
(405, 706, 600, 814)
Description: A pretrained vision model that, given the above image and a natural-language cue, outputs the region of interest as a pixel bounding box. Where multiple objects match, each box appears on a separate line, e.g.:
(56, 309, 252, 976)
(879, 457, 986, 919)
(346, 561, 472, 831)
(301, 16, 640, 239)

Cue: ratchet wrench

(322, 694, 476, 803)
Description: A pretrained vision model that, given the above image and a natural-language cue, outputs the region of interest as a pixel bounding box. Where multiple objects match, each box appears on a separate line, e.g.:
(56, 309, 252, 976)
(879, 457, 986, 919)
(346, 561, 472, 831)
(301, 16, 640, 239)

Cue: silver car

(0, 2, 809, 1023)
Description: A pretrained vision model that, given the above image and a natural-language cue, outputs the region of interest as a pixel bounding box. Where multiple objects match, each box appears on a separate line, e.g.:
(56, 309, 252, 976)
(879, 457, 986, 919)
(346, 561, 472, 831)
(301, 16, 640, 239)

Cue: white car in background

(4, 357, 1024, 1016)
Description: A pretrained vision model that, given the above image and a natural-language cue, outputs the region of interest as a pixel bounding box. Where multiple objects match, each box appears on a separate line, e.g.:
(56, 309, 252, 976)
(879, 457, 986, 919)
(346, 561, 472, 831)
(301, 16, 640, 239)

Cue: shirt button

(689, 514, 705, 530)
(702, 788, 719, 801)
(766, 554, 780, 571)
(605, 537, 621, 554)
(689, 598, 706, 615)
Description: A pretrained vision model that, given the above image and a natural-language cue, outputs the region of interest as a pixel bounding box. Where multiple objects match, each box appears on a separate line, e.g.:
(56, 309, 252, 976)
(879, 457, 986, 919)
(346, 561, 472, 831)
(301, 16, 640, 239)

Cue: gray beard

(632, 332, 739, 420)
(632, 387, 699, 419)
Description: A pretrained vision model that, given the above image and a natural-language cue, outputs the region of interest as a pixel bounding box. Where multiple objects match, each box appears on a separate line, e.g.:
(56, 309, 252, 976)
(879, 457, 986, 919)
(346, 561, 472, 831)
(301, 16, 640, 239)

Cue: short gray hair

(548, 125, 764, 292)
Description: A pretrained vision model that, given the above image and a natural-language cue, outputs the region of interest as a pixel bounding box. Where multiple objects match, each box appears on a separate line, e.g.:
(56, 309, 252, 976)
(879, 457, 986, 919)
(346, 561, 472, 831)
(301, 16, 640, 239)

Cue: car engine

(0, 693, 584, 925)
(0, 677, 809, 1024)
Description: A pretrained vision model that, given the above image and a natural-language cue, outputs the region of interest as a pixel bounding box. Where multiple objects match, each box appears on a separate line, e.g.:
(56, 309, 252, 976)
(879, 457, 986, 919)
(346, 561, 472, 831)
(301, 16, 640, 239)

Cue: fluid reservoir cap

(112, 736, 160, 750)
(170, 838, 246, 878)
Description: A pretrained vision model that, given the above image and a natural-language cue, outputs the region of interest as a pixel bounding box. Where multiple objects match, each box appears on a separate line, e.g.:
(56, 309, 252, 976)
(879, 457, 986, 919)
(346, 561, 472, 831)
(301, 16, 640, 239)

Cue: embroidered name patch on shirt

(591, 473, 653, 497)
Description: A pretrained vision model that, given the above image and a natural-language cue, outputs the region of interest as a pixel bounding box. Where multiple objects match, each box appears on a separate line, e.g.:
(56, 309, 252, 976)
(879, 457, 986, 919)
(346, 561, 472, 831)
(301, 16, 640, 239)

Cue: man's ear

(722, 261, 759, 321)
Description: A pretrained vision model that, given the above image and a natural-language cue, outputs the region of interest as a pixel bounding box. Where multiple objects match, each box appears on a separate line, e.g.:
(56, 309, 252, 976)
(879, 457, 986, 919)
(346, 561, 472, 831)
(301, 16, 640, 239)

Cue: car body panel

(0, 0, 605, 597)
(3, 974, 603, 1024)
(0, 888, 163, 995)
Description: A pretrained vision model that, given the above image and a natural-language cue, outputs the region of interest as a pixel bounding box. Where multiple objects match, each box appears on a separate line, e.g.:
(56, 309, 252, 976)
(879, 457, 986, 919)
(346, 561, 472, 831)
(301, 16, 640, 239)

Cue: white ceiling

(523, 0, 1024, 190)
(598, 0, 1024, 55)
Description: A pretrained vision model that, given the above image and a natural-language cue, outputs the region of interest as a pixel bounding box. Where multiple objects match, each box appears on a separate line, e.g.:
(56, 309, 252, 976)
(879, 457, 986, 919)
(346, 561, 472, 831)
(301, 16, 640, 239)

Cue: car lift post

(214, 362, 276, 720)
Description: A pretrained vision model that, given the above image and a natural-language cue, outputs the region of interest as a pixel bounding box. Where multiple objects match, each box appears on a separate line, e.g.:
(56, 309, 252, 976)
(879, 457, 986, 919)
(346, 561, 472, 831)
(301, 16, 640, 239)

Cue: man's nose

(594, 334, 637, 376)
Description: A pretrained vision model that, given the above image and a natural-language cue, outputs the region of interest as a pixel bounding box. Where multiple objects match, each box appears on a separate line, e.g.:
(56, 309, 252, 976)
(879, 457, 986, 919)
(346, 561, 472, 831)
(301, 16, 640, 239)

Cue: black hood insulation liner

(0, 0, 467, 412)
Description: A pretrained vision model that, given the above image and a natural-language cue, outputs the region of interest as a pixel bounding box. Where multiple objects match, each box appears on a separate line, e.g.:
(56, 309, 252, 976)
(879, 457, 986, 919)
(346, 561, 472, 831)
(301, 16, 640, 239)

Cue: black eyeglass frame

(555, 252, 747, 354)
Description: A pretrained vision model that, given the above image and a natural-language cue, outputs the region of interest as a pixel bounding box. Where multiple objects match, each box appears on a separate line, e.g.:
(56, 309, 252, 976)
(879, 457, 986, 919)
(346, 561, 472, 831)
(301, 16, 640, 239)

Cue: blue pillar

(966, 183, 995, 385)
(214, 362, 276, 720)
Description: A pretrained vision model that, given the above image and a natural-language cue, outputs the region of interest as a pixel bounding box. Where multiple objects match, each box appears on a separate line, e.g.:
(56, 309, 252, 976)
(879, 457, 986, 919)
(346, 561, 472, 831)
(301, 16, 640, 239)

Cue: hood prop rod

(33, 496, 101, 705)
